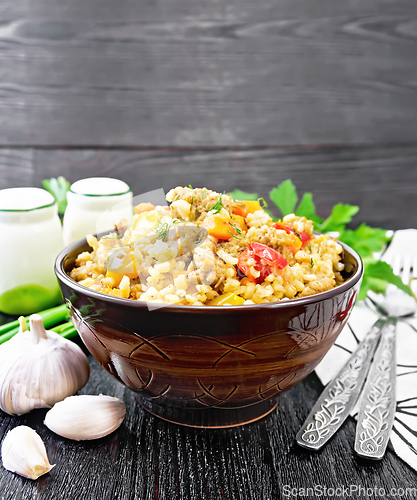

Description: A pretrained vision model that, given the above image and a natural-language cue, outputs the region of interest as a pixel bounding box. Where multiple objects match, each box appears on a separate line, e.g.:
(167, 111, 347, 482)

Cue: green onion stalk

(0, 304, 78, 344)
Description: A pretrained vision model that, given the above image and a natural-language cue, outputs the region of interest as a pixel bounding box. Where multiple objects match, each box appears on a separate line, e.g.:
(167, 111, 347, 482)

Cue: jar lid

(70, 178, 130, 196)
(0, 187, 56, 211)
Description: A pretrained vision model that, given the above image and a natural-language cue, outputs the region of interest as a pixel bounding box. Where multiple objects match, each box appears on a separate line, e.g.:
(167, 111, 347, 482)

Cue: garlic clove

(1, 426, 55, 480)
(44, 395, 126, 441)
(0, 314, 90, 416)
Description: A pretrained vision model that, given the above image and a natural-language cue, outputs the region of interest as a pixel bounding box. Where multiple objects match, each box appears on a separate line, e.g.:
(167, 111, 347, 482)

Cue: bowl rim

(55, 234, 363, 314)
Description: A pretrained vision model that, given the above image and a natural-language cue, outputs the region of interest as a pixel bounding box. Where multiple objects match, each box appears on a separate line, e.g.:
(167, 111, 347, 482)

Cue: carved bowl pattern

(55, 238, 362, 428)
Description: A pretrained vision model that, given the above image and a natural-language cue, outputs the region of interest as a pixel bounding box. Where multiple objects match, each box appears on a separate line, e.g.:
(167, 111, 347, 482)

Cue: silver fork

(296, 230, 416, 454)
(354, 229, 417, 459)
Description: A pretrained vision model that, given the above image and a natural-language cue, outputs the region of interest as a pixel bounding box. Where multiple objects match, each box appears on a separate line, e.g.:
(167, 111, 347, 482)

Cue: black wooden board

(0, 145, 417, 230)
(0, 0, 417, 146)
(0, 356, 416, 500)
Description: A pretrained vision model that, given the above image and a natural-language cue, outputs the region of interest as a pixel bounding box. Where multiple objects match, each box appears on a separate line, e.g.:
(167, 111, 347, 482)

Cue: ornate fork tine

(296, 319, 387, 450)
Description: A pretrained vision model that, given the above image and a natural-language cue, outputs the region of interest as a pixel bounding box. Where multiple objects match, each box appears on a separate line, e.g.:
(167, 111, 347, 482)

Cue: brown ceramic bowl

(55, 238, 362, 428)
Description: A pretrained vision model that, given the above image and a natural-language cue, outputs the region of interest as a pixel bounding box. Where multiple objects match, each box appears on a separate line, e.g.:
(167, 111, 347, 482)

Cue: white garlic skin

(44, 395, 126, 441)
(1, 426, 55, 480)
(0, 315, 90, 416)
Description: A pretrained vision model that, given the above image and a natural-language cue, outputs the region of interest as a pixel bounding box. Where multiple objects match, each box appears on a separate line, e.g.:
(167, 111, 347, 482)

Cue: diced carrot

(273, 222, 311, 254)
(134, 202, 155, 215)
(231, 214, 248, 233)
(202, 215, 232, 240)
(232, 200, 262, 217)
(202, 214, 246, 240)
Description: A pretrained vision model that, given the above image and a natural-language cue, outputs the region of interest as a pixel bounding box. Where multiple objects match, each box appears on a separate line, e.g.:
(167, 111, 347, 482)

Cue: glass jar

(62, 177, 133, 246)
(0, 187, 64, 315)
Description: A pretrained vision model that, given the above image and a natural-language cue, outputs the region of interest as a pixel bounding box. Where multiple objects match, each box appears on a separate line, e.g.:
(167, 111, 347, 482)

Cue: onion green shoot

(0, 304, 77, 345)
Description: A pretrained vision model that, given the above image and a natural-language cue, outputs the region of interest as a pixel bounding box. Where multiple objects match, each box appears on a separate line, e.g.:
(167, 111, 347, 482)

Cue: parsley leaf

(229, 189, 275, 218)
(317, 203, 359, 233)
(269, 179, 323, 224)
(295, 193, 317, 220)
(264, 178, 413, 301)
(269, 180, 298, 217)
(339, 224, 390, 259)
(358, 260, 413, 300)
(229, 189, 258, 201)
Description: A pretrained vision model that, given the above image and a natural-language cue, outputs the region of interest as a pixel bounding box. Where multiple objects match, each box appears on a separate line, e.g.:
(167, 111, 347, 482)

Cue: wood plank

(0, 1, 416, 145)
(0, 145, 416, 230)
(0, 357, 415, 500)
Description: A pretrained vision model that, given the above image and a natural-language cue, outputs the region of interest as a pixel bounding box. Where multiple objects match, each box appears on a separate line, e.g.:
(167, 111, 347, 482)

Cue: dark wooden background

(1, 146, 417, 229)
(0, 0, 416, 498)
(1, 0, 417, 147)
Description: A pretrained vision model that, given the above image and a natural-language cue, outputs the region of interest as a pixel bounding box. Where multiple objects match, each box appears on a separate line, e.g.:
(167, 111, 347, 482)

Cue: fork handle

(354, 317, 397, 460)
(296, 319, 386, 450)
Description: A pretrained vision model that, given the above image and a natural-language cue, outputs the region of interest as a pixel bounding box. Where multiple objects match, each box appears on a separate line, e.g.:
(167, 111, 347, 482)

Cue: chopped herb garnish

(191, 196, 194, 205)
(154, 219, 180, 241)
(154, 221, 170, 241)
(195, 208, 200, 219)
(307, 243, 312, 253)
(195, 230, 205, 246)
(189, 184, 193, 189)
(202, 189, 208, 199)
(227, 221, 242, 235)
(229, 189, 258, 201)
(293, 229, 302, 241)
(310, 258, 314, 268)
(173, 194, 180, 201)
(226, 231, 242, 240)
(209, 194, 224, 214)
(226, 221, 242, 240)
(258, 197, 269, 208)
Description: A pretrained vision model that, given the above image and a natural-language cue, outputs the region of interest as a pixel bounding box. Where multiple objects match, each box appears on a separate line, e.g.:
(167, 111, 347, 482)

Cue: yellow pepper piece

(207, 292, 245, 306)
(232, 200, 262, 217)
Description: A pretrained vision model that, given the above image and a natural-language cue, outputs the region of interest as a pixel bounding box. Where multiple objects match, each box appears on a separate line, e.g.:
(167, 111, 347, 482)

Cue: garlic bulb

(1, 426, 55, 480)
(44, 395, 126, 440)
(0, 315, 90, 416)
